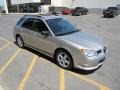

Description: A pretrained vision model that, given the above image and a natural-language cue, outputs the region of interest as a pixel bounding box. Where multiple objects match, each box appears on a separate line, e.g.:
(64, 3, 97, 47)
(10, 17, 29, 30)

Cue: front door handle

(20, 29, 23, 32)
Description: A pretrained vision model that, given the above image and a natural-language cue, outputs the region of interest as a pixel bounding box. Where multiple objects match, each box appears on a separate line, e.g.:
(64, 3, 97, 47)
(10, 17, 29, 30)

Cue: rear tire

(85, 12, 87, 15)
(55, 50, 73, 70)
(16, 35, 24, 48)
(72, 13, 75, 16)
(104, 15, 106, 18)
(116, 13, 118, 16)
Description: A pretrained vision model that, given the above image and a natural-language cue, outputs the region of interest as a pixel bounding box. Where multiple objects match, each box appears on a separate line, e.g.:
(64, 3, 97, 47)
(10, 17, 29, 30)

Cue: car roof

(107, 7, 119, 10)
(24, 14, 62, 20)
(42, 15, 62, 20)
(108, 7, 117, 9)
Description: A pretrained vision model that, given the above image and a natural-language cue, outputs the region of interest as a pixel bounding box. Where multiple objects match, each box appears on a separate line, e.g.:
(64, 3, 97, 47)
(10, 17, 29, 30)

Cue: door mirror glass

(41, 31, 49, 36)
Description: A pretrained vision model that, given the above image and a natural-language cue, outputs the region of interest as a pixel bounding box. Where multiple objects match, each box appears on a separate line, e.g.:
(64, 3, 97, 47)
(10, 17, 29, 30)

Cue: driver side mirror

(75, 25, 81, 31)
(41, 31, 49, 36)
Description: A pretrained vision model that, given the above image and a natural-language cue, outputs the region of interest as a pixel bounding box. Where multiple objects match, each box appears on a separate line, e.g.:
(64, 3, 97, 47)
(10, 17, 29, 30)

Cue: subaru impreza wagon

(13, 15, 108, 70)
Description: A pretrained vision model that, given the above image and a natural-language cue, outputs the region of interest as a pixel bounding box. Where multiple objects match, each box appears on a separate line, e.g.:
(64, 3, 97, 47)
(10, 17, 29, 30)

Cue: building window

(41, 0, 51, 5)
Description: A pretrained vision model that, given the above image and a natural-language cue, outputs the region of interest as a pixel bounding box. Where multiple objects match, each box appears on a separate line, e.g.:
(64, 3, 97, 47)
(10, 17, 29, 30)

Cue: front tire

(104, 15, 107, 18)
(55, 50, 73, 70)
(16, 36, 24, 48)
(85, 12, 87, 15)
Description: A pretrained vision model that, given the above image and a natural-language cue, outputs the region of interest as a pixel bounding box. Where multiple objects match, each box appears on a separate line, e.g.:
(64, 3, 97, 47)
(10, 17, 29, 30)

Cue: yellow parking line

(0, 42, 10, 52)
(0, 48, 21, 75)
(68, 71, 110, 90)
(38, 56, 110, 90)
(18, 55, 37, 90)
(0, 37, 110, 90)
(0, 37, 13, 45)
(60, 69, 65, 90)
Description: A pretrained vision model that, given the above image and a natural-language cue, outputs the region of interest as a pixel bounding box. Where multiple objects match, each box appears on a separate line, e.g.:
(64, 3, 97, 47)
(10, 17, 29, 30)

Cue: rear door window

(22, 18, 34, 30)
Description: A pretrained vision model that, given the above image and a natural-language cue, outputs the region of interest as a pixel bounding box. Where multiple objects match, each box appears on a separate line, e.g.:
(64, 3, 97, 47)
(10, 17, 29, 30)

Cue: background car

(62, 8, 71, 15)
(103, 7, 119, 18)
(71, 7, 88, 16)
(0, 10, 6, 13)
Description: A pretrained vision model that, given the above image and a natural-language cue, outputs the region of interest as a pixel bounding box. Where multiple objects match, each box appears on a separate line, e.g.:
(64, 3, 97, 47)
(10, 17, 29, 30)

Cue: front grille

(99, 58, 105, 63)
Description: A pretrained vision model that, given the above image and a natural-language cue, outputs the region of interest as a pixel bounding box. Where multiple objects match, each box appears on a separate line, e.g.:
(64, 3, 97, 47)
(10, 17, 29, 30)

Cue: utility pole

(17, 0, 19, 13)
(3, 0, 8, 13)
(71, 0, 75, 8)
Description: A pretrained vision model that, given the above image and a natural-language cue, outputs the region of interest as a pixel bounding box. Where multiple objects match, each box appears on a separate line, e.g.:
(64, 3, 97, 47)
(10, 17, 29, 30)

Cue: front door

(32, 19, 56, 55)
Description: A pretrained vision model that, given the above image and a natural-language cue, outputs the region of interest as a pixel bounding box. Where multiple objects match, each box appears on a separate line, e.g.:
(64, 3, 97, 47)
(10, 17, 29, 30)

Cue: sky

(0, 0, 3, 6)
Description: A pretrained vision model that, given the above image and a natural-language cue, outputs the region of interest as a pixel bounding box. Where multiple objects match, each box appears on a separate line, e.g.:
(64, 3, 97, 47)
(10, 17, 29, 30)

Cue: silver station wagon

(13, 15, 108, 70)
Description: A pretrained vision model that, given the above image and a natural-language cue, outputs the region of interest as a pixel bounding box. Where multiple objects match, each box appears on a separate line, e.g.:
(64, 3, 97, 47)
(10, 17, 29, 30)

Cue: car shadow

(101, 16, 114, 18)
(14, 42, 99, 75)
(14, 42, 55, 64)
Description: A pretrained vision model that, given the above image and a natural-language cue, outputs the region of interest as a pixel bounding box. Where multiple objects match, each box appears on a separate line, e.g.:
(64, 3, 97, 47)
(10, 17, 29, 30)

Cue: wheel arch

(54, 47, 74, 65)
(15, 34, 21, 39)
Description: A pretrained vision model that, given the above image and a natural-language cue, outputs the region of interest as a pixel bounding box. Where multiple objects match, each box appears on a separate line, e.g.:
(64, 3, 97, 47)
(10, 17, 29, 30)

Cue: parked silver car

(13, 15, 108, 70)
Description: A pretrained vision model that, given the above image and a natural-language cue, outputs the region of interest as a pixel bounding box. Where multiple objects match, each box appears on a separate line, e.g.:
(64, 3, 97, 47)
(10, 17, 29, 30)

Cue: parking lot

(0, 14, 120, 90)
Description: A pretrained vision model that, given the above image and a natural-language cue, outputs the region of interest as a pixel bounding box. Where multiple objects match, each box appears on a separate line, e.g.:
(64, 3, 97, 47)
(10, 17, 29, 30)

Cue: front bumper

(104, 13, 114, 17)
(75, 58, 104, 70)
(74, 49, 108, 70)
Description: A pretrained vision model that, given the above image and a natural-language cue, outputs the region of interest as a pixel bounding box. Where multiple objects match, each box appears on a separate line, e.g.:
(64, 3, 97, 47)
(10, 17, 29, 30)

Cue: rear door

(21, 18, 35, 46)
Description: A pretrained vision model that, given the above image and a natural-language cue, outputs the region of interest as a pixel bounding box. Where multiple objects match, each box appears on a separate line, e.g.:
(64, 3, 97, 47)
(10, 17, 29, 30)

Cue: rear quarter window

(16, 17, 25, 25)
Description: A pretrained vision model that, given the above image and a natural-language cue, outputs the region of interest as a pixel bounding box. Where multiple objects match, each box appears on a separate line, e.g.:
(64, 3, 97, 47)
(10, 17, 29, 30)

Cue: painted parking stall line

(0, 85, 4, 90)
(44, 59, 110, 90)
(60, 69, 65, 90)
(18, 55, 37, 90)
(0, 42, 10, 52)
(35, 55, 110, 90)
(0, 37, 111, 90)
(0, 48, 21, 75)
(0, 37, 13, 45)
(68, 71, 110, 90)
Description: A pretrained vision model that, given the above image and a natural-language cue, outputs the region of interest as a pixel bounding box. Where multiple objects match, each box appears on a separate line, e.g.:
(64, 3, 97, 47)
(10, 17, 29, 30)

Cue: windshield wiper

(56, 30, 79, 36)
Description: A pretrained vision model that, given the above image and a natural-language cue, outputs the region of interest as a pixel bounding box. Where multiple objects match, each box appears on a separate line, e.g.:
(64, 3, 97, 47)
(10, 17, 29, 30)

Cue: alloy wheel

(16, 36, 24, 48)
(57, 52, 70, 68)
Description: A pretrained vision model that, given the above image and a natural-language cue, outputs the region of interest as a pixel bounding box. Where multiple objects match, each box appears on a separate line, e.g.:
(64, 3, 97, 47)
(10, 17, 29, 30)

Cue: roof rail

(23, 13, 59, 17)
(23, 14, 42, 17)
(38, 13, 59, 16)
(23, 14, 59, 20)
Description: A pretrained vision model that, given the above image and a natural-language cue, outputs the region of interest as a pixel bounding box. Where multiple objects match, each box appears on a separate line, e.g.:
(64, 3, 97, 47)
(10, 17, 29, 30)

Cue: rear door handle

(20, 29, 23, 32)
(33, 33, 37, 36)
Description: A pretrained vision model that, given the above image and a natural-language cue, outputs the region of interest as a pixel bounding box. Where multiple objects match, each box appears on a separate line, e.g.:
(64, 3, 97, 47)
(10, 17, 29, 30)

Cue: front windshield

(46, 18, 80, 36)
(107, 7, 117, 10)
(107, 7, 113, 10)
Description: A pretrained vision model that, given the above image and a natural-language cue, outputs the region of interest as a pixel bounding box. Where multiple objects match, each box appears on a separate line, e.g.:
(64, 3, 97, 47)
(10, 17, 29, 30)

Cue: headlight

(81, 49, 97, 57)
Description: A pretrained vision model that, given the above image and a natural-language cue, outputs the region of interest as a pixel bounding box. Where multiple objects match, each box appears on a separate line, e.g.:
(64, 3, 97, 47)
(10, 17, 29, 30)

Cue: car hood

(57, 31, 106, 50)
